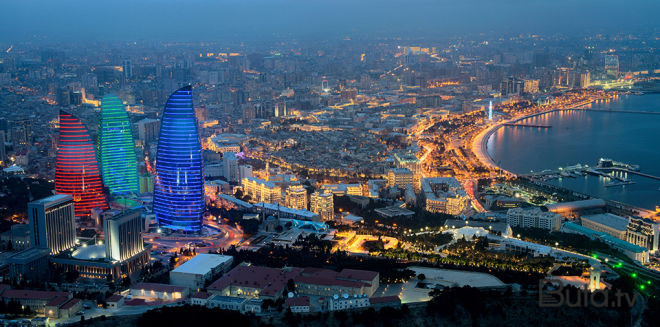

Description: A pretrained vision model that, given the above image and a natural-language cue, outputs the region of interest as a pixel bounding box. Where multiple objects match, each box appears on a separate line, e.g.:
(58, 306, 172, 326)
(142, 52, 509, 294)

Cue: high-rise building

(136, 118, 160, 142)
(153, 86, 205, 233)
(579, 71, 591, 88)
(0, 131, 5, 166)
(28, 194, 76, 255)
(500, 77, 523, 96)
(285, 184, 308, 210)
(605, 55, 619, 78)
(122, 59, 133, 79)
(99, 95, 139, 194)
(274, 101, 287, 117)
(387, 168, 414, 188)
(104, 209, 144, 262)
(310, 191, 334, 221)
(55, 111, 108, 217)
(394, 153, 421, 190)
(222, 152, 239, 183)
(522, 79, 540, 94)
(56, 87, 71, 107)
(238, 165, 253, 180)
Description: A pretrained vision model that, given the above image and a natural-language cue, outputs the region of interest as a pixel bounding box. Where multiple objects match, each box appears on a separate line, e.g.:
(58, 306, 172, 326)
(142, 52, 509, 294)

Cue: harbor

(524, 158, 658, 189)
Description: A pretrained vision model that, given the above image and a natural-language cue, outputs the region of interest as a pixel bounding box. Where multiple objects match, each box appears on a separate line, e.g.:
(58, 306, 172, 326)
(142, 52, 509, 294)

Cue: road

(144, 219, 243, 254)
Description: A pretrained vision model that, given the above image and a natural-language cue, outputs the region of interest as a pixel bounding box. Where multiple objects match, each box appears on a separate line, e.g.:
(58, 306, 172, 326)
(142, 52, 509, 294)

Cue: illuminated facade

(241, 177, 282, 204)
(28, 194, 76, 255)
(285, 184, 308, 210)
(386, 168, 413, 188)
(104, 209, 144, 262)
(310, 190, 334, 221)
(99, 94, 139, 194)
(153, 86, 205, 232)
(55, 111, 108, 217)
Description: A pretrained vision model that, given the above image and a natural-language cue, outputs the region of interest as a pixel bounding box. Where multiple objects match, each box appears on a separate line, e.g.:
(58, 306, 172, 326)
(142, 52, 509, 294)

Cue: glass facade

(153, 86, 205, 232)
(55, 111, 108, 217)
(99, 94, 139, 194)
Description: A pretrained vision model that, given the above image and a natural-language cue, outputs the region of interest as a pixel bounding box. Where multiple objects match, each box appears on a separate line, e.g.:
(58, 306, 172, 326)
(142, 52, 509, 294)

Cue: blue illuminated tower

(488, 101, 493, 121)
(153, 86, 205, 232)
(99, 94, 139, 194)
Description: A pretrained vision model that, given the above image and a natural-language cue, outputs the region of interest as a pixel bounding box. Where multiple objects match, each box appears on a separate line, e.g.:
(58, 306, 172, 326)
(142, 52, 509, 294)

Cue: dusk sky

(1, 0, 659, 42)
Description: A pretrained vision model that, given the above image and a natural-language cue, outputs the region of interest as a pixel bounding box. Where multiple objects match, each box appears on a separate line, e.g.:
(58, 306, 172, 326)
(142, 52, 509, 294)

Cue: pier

(599, 168, 660, 181)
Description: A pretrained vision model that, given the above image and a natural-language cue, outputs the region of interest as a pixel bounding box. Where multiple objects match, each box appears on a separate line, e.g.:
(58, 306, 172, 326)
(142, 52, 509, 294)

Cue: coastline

(471, 100, 594, 176)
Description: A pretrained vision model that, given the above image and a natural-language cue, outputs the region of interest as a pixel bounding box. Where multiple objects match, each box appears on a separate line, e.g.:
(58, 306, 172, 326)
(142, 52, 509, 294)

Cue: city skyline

(0, 2, 658, 325)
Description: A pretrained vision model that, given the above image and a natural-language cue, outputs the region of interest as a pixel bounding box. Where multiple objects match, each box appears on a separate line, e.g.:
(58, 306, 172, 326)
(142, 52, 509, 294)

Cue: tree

(287, 278, 295, 292)
(418, 273, 426, 281)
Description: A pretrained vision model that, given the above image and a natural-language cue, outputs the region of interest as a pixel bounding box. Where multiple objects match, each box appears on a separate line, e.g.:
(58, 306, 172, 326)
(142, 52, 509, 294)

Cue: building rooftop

(544, 199, 606, 213)
(171, 254, 233, 275)
(285, 296, 310, 307)
(562, 222, 647, 253)
(1, 289, 70, 300)
(374, 206, 415, 218)
(582, 213, 629, 232)
(132, 283, 187, 293)
(46, 296, 70, 307)
(208, 265, 302, 297)
(209, 295, 249, 304)
(106, 294, 123, 303)
(369, 295, 401, 304)
(7, 247, 50, 263)
(336, 269, 379, 282)
(60, 298, 81, 310)
(255, 202, 318, 220)
(191, 291, 213, 299)
(71, 244, 106, 260)
(28, 194, 72, 206)
(443, 219, 511, 235)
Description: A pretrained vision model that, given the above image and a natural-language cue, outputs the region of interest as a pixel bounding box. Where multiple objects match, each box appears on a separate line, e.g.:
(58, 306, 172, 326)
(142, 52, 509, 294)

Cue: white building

(310, 190, 334, 221)
(238, 165, 253, 180)
(329, 294, 370, 311)
(28, 194, 76, 255)
(223, 152, 239, 183)
(285, 184, 308, 210)
(130, 283, 189, 301)
(506, 207, 562, 231)
(170, 254, 233, 291)
(242, 177, 282, 204)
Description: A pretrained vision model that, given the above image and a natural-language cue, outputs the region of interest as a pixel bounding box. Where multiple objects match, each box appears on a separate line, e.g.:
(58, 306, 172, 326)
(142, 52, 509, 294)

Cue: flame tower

(99, 94, 139, 194)
(55, 111, 108, 217)
(153, 86, 204, 232)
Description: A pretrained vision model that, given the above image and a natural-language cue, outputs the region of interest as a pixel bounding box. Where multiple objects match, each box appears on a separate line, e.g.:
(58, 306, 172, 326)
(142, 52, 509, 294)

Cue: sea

(487, 93, 660, 210)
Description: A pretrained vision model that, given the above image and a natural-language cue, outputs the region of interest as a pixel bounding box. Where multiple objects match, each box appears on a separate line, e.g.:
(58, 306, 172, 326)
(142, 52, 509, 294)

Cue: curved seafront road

(471, 103, 593, 177)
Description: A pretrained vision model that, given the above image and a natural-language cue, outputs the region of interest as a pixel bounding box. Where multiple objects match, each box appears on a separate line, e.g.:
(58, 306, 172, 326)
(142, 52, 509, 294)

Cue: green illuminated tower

(99, 94, 139, 194)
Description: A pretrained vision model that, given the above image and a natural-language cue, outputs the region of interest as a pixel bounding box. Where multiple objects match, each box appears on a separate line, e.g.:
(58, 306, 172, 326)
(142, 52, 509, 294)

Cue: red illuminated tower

(55, 111, 108, 217)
